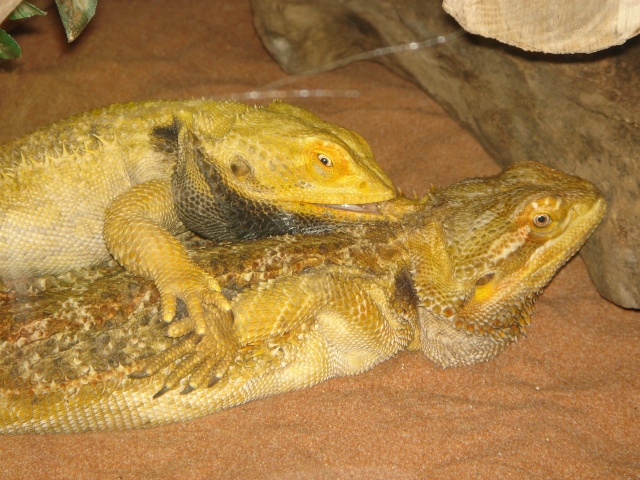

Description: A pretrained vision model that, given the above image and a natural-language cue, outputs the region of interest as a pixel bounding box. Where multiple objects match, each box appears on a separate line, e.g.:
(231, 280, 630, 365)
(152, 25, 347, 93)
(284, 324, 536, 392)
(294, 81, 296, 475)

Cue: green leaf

(0, 29, 21, 59)
(55, 0, 98, 42)
(9, 2, 47, 20)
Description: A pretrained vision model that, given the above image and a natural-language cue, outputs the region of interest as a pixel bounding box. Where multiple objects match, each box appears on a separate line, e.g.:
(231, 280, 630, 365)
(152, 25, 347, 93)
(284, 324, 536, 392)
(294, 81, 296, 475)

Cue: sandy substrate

(0, 1, 638, 478)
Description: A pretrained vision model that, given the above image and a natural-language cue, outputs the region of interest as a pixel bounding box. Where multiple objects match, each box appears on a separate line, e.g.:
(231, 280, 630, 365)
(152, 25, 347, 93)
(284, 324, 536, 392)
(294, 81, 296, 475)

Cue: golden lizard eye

(532, 213, 552, 228)
(317, 153, 333, 167)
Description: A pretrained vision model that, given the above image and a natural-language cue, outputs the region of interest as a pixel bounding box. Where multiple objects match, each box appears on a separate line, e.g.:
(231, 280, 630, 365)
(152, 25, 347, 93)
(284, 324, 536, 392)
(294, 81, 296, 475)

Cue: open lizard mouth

(319, 202, 382, 214)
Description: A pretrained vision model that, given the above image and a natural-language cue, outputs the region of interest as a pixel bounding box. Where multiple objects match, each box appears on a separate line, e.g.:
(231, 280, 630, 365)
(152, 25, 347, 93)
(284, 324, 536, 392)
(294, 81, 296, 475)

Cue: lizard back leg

(233, 266, 418, 378)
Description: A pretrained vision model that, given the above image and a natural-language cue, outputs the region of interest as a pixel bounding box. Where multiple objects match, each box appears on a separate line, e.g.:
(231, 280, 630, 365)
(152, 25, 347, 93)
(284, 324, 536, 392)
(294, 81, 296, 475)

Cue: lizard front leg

(103, 178, 235, 391)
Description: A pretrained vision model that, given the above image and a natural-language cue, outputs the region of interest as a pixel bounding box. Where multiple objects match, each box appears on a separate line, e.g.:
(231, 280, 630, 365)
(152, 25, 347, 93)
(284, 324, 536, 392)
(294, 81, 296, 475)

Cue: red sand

(0, 1, 638, 478)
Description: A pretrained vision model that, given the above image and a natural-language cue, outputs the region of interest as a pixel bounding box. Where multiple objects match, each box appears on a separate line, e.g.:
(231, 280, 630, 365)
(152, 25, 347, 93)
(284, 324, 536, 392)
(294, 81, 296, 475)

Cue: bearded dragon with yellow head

(0, 99, 396, 389)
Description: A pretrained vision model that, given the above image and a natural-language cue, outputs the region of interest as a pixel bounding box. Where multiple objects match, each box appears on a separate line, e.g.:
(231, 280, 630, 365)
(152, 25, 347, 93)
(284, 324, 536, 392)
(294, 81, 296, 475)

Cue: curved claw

(127, 370, 152, 379)
(181, 343, 234, 392)
(153, 385, 172, 399)
(180, 309, 237, 393)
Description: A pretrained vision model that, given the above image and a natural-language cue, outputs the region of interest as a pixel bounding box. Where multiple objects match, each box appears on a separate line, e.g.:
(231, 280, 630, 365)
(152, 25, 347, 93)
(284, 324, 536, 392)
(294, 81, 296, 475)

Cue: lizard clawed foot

(129, 307, 237, 398)
(156, 267, 231, 334)
(128, 265, 238, 397)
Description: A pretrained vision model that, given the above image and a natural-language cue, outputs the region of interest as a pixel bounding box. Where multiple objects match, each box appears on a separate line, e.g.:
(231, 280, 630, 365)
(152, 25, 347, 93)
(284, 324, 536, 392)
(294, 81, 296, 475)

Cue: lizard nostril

(358, 180, 369, 190)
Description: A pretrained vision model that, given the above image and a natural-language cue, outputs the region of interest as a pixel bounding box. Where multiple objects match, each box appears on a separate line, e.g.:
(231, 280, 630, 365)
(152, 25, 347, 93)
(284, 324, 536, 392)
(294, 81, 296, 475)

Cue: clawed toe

(152, 385, 171, 399)
(207, 374, 222, 388)
(127, 370, 151, 379)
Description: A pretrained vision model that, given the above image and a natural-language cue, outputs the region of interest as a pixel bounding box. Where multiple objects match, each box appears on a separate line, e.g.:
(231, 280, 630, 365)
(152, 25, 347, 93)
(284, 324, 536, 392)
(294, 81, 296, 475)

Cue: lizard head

(171, 101, 397, 240)
(412, 161, 607, 367)
(197, 100, 394, 210)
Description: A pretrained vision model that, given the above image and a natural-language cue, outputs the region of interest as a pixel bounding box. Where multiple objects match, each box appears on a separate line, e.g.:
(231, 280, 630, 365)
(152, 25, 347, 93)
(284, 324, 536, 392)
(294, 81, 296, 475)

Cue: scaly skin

(0, 162, 606, 434)
(0, 99, 396, 389)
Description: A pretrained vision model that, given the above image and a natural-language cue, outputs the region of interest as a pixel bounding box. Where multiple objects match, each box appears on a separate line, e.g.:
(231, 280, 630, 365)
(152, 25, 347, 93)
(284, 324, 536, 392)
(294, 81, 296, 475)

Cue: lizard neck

(405, 214, 519, 367)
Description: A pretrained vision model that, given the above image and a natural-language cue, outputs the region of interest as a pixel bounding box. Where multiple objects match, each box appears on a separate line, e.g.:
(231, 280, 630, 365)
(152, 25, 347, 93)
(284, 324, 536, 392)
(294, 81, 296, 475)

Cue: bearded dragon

(0, 99, 395, 388)
(0, 162, 606, 434)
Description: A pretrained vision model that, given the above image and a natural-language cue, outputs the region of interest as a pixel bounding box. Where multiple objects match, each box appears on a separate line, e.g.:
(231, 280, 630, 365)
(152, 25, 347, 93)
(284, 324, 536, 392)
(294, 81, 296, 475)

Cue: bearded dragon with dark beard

(0, 100, 396, 389)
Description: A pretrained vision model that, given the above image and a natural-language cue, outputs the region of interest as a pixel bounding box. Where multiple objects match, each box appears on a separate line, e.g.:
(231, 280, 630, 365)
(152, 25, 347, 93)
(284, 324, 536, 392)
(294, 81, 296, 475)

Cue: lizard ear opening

(230, 156, 252, 179)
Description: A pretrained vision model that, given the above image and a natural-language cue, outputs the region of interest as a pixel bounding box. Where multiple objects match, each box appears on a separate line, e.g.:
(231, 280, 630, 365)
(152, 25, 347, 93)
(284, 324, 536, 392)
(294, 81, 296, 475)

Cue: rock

(251, 0, 640, 308)
(442, 0, 640, 54)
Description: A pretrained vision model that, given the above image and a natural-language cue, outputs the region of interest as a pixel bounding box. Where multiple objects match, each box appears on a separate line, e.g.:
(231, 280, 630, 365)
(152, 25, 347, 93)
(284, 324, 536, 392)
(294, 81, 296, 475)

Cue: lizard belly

(0, 151, 133, 278)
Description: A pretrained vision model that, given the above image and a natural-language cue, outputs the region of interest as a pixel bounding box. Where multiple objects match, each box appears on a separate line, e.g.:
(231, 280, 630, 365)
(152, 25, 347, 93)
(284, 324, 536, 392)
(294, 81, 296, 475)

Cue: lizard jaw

(319, 202, 382, 214)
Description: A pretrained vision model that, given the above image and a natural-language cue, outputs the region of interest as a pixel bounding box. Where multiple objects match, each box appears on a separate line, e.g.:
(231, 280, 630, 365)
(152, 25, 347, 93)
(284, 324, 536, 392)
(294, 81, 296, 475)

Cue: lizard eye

(317, 153, 333, 167)
(532, 213, 552, 228)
